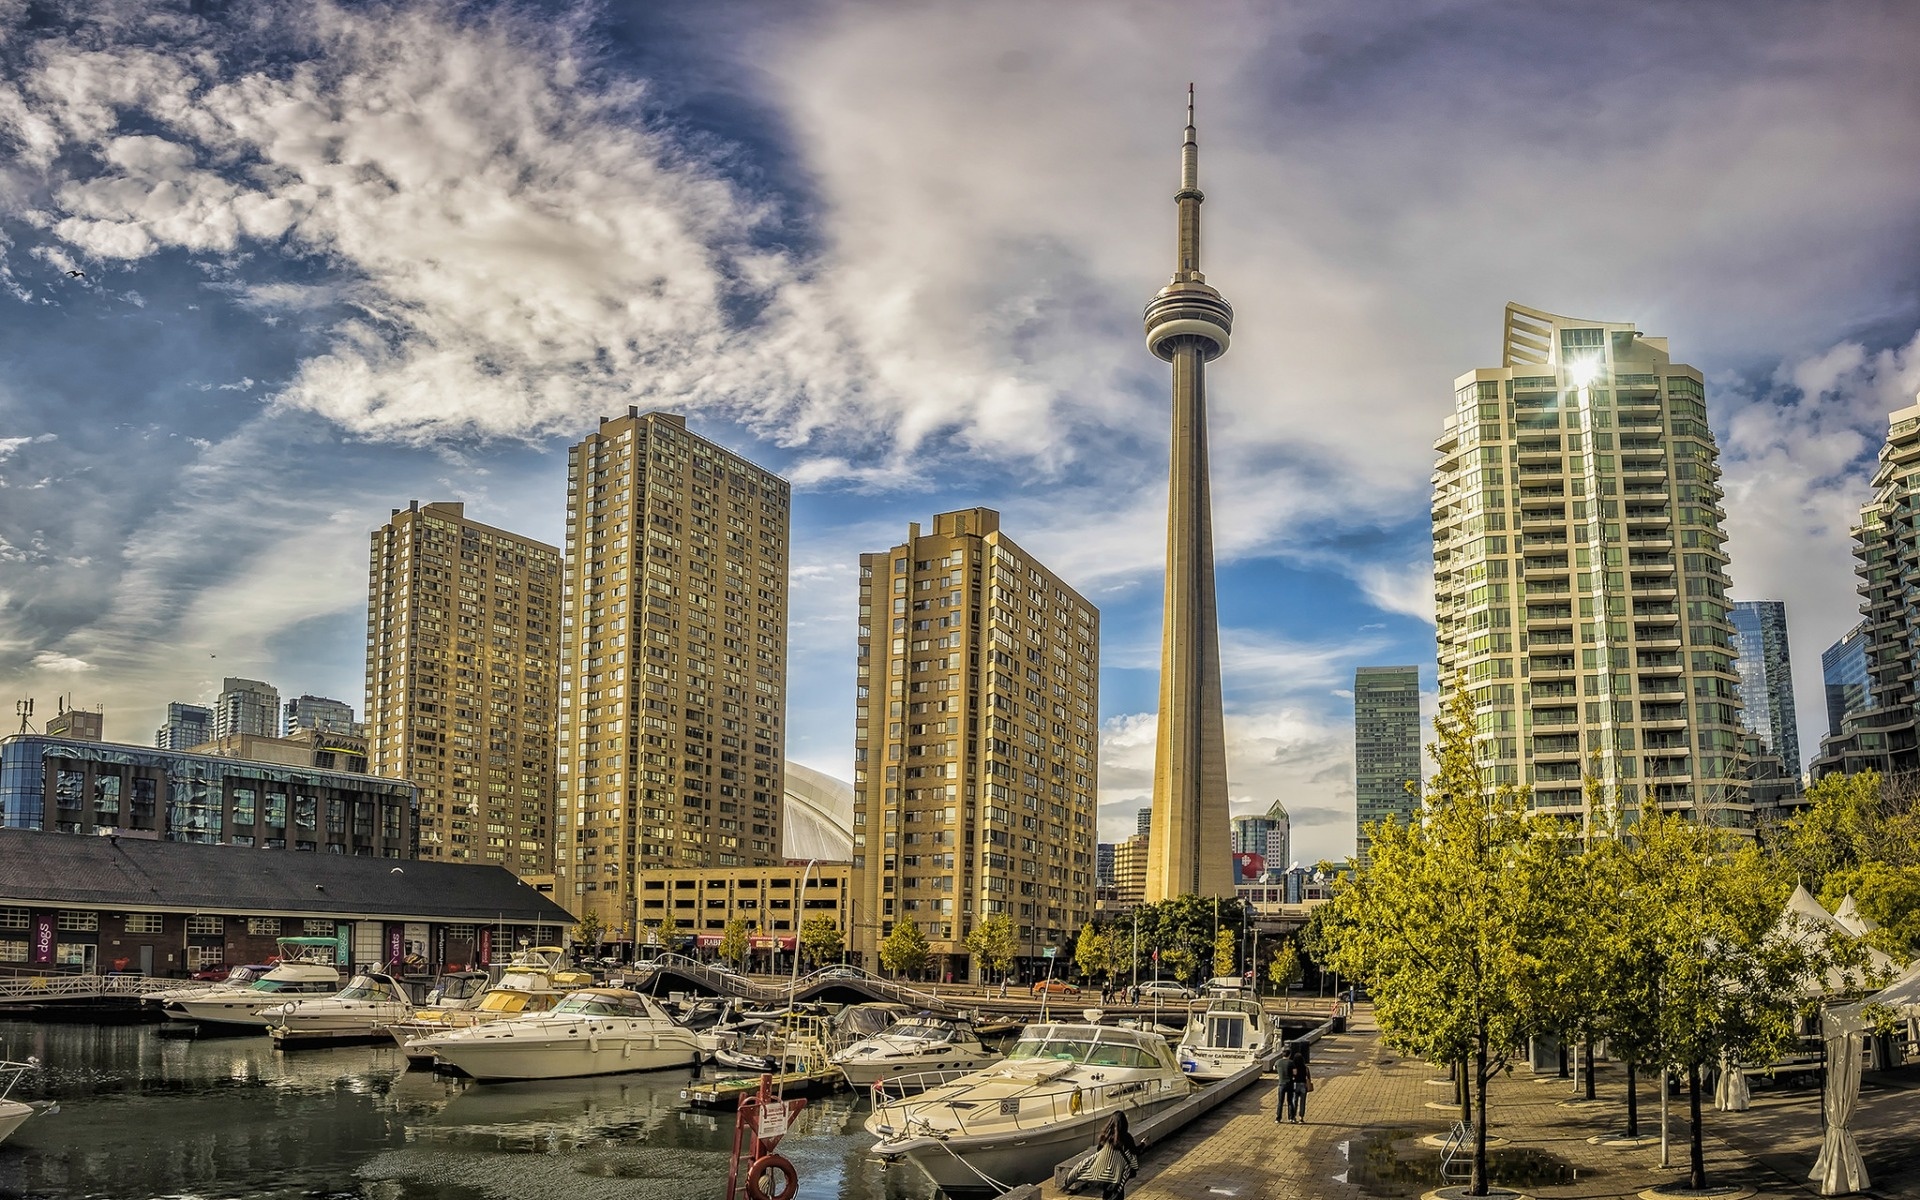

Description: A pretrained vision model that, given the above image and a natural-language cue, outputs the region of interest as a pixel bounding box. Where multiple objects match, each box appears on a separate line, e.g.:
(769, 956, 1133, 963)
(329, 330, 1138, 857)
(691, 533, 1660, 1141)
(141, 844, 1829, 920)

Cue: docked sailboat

(162, 937, 344, 1030)
(831, 1013, 1002, 1090)
(1173, 996, 1276, 1081)
(867, 1023, 1191, 1197)
(410, 988, 703, 1081)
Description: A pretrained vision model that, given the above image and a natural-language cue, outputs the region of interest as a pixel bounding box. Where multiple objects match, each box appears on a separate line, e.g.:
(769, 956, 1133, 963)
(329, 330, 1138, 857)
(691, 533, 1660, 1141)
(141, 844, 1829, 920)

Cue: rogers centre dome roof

(783, 761, 854, 861)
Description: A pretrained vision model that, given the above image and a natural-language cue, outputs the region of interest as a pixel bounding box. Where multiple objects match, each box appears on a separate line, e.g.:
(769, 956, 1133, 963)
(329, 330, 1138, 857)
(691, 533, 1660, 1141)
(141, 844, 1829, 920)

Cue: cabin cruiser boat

(162, 937, 344, 1029)
(1174, 996, 1276, 1081)
(385, 950, 589, 1064)
(266, 967, 483, 1044)
(867, 1023, 1191, 1196)
(410, 988, 703, 1081)
(143, 963, 276, 1010)
(0, 1056, 40, 1146)
(832, 1014, 1002, 1090)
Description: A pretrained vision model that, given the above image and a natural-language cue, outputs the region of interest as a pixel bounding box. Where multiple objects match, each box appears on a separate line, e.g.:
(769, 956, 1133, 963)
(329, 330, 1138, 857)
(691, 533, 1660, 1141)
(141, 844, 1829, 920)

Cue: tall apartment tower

(365, 501, 561, 873)
(557, 410, 791, 934)
(1355, 666, 1422, 859)
(1728, 601, 1801, 780)
(155, 702, 212, 750)
(1434, 304, 1746, 826)
(1821, 622, 1871, 740)
(286, 694, 357, 736)
(1812, 399, 1920, 778)
(1144, 88, 1236, 902)
(214, 678, 281, 739)
(852, 508, 1099, 979)
(1230, 798, 1290, 872)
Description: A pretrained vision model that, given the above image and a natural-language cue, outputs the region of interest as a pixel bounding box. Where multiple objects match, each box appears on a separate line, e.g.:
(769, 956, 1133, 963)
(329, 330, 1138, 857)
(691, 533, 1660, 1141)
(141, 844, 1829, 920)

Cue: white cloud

(31, 649, 92, 673)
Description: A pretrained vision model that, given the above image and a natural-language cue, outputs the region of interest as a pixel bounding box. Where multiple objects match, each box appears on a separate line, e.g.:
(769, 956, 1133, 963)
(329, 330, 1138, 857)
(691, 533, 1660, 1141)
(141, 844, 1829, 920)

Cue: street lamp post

(788, 858, 818, 1005)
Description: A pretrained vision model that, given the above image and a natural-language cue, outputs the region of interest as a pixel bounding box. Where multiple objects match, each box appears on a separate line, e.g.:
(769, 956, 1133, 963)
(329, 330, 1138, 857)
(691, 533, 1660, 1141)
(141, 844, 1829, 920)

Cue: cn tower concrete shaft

(1143, 87, 1235, 901)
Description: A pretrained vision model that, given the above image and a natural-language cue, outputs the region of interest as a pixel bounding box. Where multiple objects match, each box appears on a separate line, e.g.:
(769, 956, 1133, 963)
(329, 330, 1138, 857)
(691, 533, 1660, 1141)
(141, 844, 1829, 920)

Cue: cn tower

(1143, 86, 1234, 901)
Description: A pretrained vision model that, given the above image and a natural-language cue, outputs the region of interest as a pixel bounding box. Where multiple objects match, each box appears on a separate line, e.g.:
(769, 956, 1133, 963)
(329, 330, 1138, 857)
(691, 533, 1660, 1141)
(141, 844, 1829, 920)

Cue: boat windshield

(477, 991, 534, 1013)
(885, 1019, 956, 1042)
(335, 976, 400, 1002)
(1007, 1029, 1165, 1069)
(554, 993, 646, 1017)
(225, 966, 271, 985)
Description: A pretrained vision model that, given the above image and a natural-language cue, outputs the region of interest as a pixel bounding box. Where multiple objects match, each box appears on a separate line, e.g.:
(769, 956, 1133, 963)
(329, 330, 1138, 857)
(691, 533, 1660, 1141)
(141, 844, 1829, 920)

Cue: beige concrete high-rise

(556, 409, 791, 936)
(851, 509, 1099, 979)
(1144, 87, 1235, 901)
(365, 501, 560, 874)
(1433, 304, 1746, 827)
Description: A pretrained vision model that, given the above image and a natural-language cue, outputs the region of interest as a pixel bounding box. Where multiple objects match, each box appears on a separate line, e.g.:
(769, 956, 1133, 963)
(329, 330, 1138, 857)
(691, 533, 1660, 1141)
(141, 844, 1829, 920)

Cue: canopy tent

(1773, 885, 1902, 996)
(1814, 958, 1920, 1195)
(1832, 894, 1877, 938)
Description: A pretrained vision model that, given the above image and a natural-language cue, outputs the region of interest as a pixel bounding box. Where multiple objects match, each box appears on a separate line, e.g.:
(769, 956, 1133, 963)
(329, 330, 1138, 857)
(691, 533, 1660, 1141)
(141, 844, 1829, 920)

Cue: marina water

(0, 1020, 938, 1200)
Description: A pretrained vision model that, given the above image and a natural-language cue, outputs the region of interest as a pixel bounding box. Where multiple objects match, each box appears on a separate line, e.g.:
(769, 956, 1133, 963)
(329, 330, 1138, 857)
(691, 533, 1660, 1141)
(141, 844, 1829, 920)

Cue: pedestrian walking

(1063, 1111, 1140, 1198)
(1277, 1046, 1312, 1123)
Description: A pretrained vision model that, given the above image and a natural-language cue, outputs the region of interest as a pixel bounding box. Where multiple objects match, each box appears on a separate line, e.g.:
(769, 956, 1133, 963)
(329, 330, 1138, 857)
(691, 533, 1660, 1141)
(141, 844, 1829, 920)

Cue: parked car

(1136, 980, 1193, 1000)
(190, 965, 231, 982)
(1031, 979, 1081, 996)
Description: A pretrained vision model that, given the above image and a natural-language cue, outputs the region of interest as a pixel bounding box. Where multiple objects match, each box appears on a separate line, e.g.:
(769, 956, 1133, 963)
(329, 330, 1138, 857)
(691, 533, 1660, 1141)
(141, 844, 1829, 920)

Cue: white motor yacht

(163, 937, 344, 1030)
(867, 1023, 1191, 1197)
(385, 952, 588, 1063)
(411, 988, 704, 1081)
(0, 1057, 39, 1146)
(266, 970, 474, 1046)
(1174, 996, 1276, 1081)
(831, 1014, 1003, 1090)
(142, 963, 275, 1010)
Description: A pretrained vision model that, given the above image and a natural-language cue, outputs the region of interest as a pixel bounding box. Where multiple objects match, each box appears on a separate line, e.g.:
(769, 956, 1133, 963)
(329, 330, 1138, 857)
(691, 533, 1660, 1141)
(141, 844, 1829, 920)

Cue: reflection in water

(0, 1021, 936, 1200)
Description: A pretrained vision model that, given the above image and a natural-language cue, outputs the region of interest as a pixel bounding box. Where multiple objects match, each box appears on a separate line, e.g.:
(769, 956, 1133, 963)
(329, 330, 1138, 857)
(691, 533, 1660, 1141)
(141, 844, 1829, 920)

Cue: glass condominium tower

(1433, 304, 1746, 827)
(1354, 666, 1421, 861)
(556, 409, 791, 934)
(1728, 600, 1801, 781)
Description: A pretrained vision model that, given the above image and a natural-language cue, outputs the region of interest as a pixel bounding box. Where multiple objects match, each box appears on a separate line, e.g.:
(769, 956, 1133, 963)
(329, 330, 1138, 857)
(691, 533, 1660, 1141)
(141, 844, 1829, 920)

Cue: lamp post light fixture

(788, 858, 818, 1005)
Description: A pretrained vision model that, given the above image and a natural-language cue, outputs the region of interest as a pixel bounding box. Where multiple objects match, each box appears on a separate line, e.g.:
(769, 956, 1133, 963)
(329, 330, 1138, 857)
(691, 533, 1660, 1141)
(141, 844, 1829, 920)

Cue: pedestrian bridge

(622, 954, 951, 1011)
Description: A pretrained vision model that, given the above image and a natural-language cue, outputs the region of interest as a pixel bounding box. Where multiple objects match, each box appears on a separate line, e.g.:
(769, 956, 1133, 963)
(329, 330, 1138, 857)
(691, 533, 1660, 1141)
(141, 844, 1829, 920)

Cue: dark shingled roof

(0, 829, 573, 925)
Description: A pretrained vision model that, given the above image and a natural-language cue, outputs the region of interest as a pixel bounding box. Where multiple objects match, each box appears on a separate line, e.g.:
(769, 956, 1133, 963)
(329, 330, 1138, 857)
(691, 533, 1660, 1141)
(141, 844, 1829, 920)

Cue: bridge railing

(0, 973, 217, 1005)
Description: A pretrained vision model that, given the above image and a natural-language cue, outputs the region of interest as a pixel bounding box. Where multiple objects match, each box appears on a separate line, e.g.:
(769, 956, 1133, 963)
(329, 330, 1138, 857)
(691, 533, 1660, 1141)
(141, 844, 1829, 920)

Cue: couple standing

(1276, 1046, 1313, 1123)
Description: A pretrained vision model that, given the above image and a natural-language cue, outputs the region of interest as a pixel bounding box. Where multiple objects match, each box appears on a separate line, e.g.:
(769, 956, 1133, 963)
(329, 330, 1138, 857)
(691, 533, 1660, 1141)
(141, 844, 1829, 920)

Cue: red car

(190, 965, 231, 982)
(1031, 979, 1081, 996)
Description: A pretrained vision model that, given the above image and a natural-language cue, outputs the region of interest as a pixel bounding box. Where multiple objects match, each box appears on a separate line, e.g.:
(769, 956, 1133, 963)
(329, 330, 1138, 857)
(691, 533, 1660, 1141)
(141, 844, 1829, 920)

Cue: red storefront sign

(696, 934, 723, 948)
(749, 935, 797, 951)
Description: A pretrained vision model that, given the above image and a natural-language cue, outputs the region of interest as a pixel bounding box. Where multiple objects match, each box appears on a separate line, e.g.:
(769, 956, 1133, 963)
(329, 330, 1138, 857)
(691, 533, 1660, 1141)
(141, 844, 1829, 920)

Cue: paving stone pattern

(1036, 1006, 1920, 1200)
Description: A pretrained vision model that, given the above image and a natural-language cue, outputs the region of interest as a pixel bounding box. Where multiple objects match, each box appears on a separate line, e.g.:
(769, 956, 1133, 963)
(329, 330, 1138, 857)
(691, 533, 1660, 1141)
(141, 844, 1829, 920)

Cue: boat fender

(745, 1153, 798, 1200)
(1069, 1086, 1083, 1115)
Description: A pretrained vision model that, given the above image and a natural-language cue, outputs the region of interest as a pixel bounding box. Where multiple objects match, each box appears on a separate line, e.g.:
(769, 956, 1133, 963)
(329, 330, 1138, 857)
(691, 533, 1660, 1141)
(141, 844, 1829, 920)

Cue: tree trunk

(1687, 1061, 1706, 1191)
(1558, 1039, 1570, 1078)
(1472, 1034, 1490, 1195)
(1625, 1060, 1639, 1138)
(1583, 1039, 1596, 1101)
(1456, 1057, 1473, 1126)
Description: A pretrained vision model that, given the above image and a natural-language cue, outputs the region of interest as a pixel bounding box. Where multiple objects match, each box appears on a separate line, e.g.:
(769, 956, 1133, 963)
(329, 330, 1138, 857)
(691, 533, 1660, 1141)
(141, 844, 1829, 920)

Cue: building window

(185, 946, 224, 971)
(304, 919, 334, 935)
(265, 792, 287, 829)
(186, 915, 223, 936)
(125, 914, 163, 934)
(0, 941, 25, 963)
(57, 910, 98, 932)
(247, 918, 281, 936)
(0, 908, 27, 931)
(230, 786, 256, 828)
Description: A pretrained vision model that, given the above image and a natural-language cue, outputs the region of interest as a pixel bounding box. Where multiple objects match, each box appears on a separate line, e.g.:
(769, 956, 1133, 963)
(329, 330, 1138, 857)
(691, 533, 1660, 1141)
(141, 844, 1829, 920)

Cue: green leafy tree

(1074, 921, 1114, 983)
(1160, 944, 1199, 984)
(572, 912, 604, 957)
(1822, 862, 1920, 958)
(717, 918, 751, 970)
(1211, 926, 1237, 980)
(966, 913, 1019, 983)
(1322, 680, 1578, 1195)
(1266, 942, 1302, 992)
(879, 920, 931, 978)
(799, 914, 843, 968)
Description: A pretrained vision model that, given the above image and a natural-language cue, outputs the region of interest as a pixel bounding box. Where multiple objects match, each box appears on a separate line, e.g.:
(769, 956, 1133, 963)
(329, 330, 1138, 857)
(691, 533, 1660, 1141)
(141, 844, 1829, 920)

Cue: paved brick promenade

(1033, 1006, 1920, 1200)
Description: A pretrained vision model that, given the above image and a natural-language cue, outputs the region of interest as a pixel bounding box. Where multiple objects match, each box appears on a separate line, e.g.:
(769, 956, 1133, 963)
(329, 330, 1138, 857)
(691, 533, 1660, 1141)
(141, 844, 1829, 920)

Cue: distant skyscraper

(285, 695, 357, 736)
(557, 410, 791, 937)
(365, 501, 559, 874)
(1813, 398, 1920, 779)
(1434, 304, 1746, 826)
(1136, 808, 1152, 837)
(1729, 601, 1801, 780)
(1096, 842, 1116, 888)
(155, 702, 213, 750)
(214, 678, 281, 739)
(852, 508, 1099, 978)
(1145, 88, 1235, 903)
(1355, 667, 1421, 860)
(1822, 622, 1871, 740)
(1231, 799, 1290, 871)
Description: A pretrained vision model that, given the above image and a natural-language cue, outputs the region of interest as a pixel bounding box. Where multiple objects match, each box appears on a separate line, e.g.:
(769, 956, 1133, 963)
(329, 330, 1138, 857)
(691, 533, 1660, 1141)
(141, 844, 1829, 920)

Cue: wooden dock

(680, 1066, 844, 1110)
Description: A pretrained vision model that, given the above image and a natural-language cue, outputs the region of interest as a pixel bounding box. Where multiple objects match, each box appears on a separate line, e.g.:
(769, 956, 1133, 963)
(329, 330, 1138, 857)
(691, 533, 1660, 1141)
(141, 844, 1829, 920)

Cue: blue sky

(1, 1, 1918, 863)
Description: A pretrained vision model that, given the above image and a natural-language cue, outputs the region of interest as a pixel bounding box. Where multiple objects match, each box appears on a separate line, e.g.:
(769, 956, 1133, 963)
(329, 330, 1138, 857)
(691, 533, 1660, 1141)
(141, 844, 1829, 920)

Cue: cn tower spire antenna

(1142, 86, 1234, 902)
